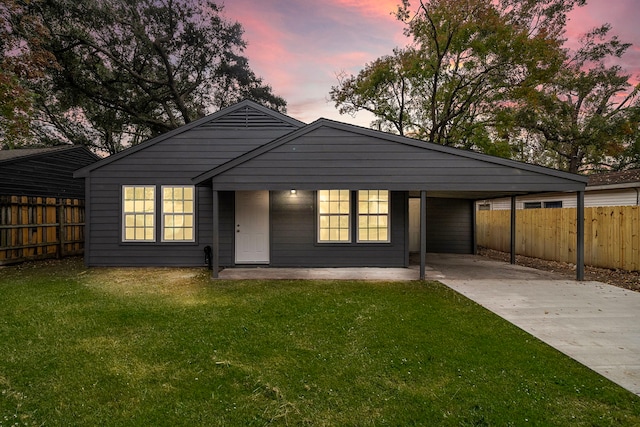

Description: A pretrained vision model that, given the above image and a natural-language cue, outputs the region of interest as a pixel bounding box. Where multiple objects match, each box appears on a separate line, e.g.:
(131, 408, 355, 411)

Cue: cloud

(223, 0, 639, 126)
(222, 0, 406, 124)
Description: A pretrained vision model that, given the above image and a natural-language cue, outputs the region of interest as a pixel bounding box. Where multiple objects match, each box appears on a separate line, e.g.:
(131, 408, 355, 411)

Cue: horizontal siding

(211, 127, 585, 192)
(270, 190, 408, 267)
(426, 198, 473, 254)
(92, 127, 295, 180)
(0, 149, 97, 198)
(86, 187, 235, 267)
(478, 188, 639, 210)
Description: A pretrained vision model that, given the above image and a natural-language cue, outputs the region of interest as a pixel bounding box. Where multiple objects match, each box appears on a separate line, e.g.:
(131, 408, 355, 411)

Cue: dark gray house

(1, 145, 99, 198)
(74, 100, 588, 279)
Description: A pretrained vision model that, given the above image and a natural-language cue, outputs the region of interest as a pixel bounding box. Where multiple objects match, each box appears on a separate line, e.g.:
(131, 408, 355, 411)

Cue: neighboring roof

(587, 169, 640, 187)
(193, 117, 588, 188)
(74, 100, 304, 178)
(0, 145, 99, 163)
(0, 145, 100, 198)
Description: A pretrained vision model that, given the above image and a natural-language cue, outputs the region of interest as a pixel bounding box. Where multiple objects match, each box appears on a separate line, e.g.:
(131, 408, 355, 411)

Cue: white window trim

(356, 190, 391, 243)
(161, 185, 196, 243)
(122, 185, 156, 242)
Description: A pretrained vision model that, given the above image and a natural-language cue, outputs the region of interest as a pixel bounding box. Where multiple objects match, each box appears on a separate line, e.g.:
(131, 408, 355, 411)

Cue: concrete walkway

(218, 255, 640, 396)
(427, 254, 640, 396)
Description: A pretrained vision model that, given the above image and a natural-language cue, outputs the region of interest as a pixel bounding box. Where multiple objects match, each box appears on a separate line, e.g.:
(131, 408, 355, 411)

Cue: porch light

(290, 189, 297, 195)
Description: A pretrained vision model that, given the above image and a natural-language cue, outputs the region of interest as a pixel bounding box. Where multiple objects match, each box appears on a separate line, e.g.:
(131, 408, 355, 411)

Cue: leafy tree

(331, 0, 583, 154)
(8, 0, 285, 153)
(510, 25, 640, 173)
(0, 0, 58, 148)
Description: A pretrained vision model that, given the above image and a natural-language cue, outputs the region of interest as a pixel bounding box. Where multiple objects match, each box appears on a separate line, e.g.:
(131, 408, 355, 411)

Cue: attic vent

(201, 106, 297, 129)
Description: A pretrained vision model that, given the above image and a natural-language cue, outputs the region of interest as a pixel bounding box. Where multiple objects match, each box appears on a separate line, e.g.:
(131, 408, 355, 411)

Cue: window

(544, 201, 563, 209)
(162, 186, 195, 242)
(523, 202, 542, 209)
(123, 186, 155, 242)
(358, 190, 389, 242)
(318, 189, 350, 242)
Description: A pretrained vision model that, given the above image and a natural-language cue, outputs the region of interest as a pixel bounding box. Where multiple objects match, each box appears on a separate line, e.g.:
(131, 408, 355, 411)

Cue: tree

(330, 0, 584, 155)
(9, 0, 286, 154)
(510, 25, 640, 173)
(0, 0, 58, 148)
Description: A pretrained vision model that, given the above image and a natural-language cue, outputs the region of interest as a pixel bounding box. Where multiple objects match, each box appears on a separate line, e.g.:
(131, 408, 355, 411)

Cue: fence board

(477, 206, 640, 272)
(0, 196, 85, 265)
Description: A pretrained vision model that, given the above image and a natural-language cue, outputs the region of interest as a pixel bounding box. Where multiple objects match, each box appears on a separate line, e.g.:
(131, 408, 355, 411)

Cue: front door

(235, 191, 270, 264)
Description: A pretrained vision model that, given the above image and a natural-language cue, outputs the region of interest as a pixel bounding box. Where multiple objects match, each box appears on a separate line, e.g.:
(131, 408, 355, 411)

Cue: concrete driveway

(427, 253, 640, 396)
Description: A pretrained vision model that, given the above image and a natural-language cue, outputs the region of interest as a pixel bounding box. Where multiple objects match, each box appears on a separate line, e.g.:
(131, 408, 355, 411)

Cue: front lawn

(1, 259, 638, 426)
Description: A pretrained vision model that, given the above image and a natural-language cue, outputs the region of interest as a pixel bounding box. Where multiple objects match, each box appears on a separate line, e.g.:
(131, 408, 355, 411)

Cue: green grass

(1, 259, 638, 426)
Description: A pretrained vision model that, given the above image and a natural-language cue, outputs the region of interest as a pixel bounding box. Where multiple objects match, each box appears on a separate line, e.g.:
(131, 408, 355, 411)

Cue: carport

(194, 118, 588, 281)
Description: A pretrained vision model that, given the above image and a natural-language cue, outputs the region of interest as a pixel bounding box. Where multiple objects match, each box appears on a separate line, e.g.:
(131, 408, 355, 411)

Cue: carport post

(211, 189, 220, 279)
(577, 191, 585, 281)
(510, 196, 516, 264)
(420, 190, 427, 280)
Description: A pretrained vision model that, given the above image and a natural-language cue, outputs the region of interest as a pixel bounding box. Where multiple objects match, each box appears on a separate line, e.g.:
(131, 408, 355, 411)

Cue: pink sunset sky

(222, 0, 640, 127)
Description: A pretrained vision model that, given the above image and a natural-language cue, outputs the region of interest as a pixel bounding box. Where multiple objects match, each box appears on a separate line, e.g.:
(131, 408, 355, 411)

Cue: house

(74, 100, 588, 279)
(477, 169, 640, 210)
(0, 145, 100, 198)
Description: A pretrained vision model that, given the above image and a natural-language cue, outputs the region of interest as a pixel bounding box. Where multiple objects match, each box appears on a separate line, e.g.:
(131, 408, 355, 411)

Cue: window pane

(318, 190, 350, 242)
(184, 187, 194, 200)
(123, 186, 155, 242)
(357, 190, 389, 242)
(161, 186, 195, 242)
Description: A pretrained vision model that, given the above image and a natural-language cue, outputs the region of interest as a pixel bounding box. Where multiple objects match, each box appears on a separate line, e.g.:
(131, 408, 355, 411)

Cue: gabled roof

(192, 117, 588, 187)
(0, 145, 99, 163)
(74, 100, 304, 178)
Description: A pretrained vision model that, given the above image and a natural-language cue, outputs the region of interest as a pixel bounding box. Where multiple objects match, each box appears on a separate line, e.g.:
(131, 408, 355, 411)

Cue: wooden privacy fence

(0, 196, 85, 265)
(477, 206, 640, 272)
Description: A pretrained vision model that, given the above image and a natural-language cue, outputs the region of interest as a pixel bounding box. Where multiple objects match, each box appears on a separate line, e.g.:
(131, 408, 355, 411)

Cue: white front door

(235, 191, 270, 264)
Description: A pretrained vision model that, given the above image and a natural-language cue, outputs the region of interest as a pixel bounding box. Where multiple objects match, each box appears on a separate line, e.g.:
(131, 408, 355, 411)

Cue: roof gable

(74, 100, 304, 177)
(193, 118, 587, 192)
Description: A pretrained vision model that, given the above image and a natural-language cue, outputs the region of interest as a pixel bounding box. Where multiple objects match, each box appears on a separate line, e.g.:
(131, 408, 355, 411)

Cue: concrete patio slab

(218, 266, 421, 281)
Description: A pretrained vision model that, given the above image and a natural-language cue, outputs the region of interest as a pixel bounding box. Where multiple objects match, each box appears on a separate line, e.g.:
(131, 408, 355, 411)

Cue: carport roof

(192, 118, 587, 199)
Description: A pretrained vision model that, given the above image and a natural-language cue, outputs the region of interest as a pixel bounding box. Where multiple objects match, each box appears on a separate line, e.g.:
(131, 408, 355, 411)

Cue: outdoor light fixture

(290, 189, 297, 195)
